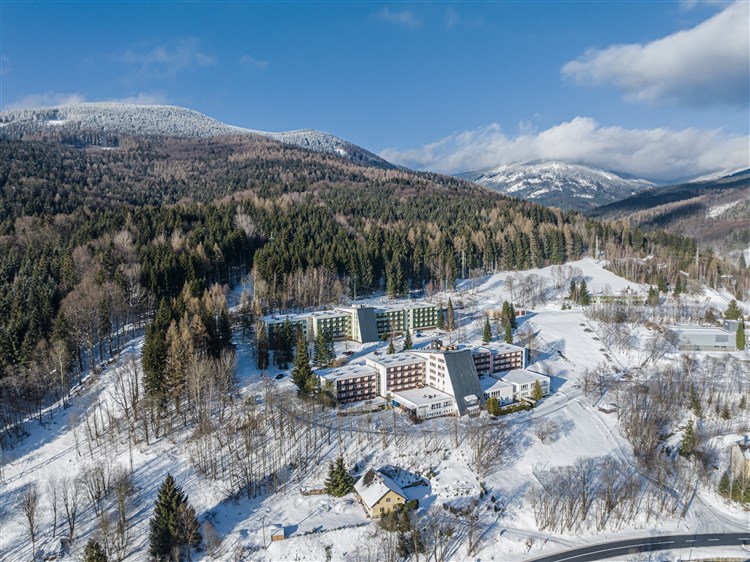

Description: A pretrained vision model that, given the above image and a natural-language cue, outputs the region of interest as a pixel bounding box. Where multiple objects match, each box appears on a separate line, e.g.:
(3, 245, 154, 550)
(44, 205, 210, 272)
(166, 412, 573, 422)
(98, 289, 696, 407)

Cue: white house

(498, 369, 550, 400)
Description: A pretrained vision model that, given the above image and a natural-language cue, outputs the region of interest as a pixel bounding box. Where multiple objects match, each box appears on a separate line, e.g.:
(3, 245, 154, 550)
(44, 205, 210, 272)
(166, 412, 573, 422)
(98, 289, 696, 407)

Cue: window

(386, 497, 391, 502)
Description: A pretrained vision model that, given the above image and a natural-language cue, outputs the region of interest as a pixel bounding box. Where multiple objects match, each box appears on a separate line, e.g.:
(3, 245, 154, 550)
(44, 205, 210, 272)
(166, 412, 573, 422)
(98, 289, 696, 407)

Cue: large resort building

(318, 345, 548, 420)
(265, 302, 438, 345)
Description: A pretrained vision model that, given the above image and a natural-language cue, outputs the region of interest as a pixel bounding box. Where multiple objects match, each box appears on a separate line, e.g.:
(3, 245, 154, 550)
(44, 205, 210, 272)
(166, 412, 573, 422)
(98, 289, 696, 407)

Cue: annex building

(265, 302, 438, 345)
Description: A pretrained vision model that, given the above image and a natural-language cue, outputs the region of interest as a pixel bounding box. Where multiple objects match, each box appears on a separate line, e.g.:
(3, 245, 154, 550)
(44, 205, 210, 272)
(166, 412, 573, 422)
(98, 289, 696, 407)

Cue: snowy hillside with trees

(1, 259, 748, 561)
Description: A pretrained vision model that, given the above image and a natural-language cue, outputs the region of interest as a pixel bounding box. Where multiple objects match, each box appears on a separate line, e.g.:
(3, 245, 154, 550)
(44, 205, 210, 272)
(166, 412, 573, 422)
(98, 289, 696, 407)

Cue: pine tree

(314, 329, 329, 366)
(680, 419, 696, 457)
(149, 473, 200, 559)
(325, 329, 335, 365)
(647, 286, 659, 307)
(437, 304, 445, 330)
(291, 328, 315, 393)
(672, 275, 682, 297)
(388, 338, 396, 355)
(504, 323, 513, 344)
(482, 316, 492, 343)
(486, 397, 499, 416)
(83, 539, 108, 562)
(725, 300, 742, 320)
(508, 303, 517, 329)
(403, 329, 413, 351)
(578, 280, 590, 305)
(256, 320, 269, 370)
(531, 380, 543, 402)
(324, 456, 354, 497)
(737, 321, 746, 351)
(446, 298, 455, 332)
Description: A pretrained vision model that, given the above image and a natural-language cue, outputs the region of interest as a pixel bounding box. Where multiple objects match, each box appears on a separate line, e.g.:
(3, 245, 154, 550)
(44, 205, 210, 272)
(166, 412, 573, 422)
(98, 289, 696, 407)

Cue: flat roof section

(367, 352, 425, 368)
(392, 386, 454, 407)
(500, 369, 548, 385)
(318, 363, 376, 382)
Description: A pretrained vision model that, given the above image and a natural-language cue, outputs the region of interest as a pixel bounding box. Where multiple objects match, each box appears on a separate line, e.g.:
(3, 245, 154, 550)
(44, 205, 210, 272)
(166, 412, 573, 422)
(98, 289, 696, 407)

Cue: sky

(0, 0, 748, 180)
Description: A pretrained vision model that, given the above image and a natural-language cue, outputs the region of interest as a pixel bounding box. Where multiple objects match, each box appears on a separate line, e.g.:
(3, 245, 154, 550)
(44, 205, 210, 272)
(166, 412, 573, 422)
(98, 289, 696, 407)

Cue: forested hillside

(0, 133, 741, 434)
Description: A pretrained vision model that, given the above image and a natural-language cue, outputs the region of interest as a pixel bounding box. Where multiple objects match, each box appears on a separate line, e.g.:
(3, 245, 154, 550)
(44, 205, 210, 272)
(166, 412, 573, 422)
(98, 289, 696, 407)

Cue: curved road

(526, 533, 749, 562)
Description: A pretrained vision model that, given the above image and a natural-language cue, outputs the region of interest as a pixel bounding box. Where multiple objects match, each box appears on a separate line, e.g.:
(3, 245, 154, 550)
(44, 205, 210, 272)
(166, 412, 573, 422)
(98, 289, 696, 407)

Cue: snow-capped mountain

(458, 160, 655, 211)
(0, 102, 395, 169)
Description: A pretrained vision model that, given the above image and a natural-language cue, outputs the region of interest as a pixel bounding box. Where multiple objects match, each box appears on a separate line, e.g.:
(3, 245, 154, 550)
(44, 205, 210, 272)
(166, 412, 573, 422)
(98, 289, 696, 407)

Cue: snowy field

(1, 259, 748, 561)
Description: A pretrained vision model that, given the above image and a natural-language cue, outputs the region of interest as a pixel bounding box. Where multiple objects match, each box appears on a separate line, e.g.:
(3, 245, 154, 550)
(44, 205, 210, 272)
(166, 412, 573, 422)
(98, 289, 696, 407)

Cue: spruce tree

(680, 419, 696, 457)
(578, 280, 590, 305)
(737, 321, 746, 351)
(446, 298, 455, 332)
(314, 329, 328, 366)
(482, 316, 492, 343)
(291, 328, 315, 393)
(388, 338, 396, 355)
(531, 380, 543, 401)
(256, 320, 269, 370)
(149, 473, 200, 559)
(83, 539, 108, 562)
(403, 329, 413, 351)
(486, 397, 499, 416)
(725, 300, 742, 320)
(437, 304, 445, 330)
(504, 323, 513, 344)
(569, 280, 578, 302)
(324, 456, 354, 497)
(509, 303, 517, 329)
(325, 329, 335, 364)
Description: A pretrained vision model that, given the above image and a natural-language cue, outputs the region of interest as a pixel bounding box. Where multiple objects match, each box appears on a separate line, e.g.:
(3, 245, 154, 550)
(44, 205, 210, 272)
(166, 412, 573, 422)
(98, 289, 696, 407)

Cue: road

(526, 533, 750, 562)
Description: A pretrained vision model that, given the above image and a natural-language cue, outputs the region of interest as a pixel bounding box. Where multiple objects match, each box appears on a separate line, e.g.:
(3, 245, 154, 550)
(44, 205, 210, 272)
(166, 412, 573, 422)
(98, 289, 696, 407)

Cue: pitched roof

(354, 469, 406, 508)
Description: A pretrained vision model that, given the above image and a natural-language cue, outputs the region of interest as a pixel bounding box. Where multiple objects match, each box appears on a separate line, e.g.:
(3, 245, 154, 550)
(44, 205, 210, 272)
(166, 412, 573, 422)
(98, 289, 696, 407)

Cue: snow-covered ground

(1, 259, 748, 561)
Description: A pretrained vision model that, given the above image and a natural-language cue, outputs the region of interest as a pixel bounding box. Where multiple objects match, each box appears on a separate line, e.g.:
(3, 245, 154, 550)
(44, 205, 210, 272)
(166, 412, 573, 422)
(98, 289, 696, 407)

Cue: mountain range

(456, 161, 657, 211)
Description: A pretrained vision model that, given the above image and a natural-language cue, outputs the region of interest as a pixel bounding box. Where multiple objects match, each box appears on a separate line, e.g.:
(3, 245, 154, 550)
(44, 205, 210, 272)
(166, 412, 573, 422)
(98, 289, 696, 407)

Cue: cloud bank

(110, 38, 216, 79)
(562, 1, 749, 107)
(6, 91, 168, 111)
(380, 118, 750, 181)
(376, 7, 422, 28)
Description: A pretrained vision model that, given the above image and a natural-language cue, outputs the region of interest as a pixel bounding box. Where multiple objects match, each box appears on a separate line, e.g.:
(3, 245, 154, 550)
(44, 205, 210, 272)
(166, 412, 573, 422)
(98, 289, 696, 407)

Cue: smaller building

(480, 377, 514, 406)
(730, 437, 750, 480)
(354, 468, 408, 518)
(668, 325, 736, 352)
(472, 342, 526, 375)
(497, 369, 550, 400)
(391, 387, 456, 420)
(318, 363, 379, 404)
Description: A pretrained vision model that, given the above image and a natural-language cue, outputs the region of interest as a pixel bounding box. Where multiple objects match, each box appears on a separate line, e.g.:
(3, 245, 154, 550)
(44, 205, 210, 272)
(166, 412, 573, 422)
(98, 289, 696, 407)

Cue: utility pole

(260, 514, 267, 549)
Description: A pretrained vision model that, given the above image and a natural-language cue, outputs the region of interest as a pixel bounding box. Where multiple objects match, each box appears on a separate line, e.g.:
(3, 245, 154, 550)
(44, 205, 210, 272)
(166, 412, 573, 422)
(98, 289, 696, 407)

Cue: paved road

(526, 533, 750, 562)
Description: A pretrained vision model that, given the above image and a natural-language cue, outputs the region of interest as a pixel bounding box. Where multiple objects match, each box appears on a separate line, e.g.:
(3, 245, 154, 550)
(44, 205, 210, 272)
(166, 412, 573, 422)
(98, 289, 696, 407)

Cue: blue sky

(1, 1, 748, 179)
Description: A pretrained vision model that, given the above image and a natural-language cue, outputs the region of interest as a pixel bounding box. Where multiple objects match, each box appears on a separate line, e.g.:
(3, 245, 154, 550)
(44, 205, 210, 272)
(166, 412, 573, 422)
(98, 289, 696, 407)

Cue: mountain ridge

(0, 102, 396, 169)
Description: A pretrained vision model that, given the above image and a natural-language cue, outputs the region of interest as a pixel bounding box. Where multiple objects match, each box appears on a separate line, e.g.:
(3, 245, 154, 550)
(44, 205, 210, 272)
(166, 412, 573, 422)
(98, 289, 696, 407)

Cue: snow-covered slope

(458, 161, 654, 211)
(0, 102, 396, 169)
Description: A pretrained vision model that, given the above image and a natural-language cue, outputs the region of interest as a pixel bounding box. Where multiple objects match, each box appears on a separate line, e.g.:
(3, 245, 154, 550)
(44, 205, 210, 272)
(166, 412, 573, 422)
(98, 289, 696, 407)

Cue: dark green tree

(504, 323, 513, 344)
(446, 298, 455, 332)
(482, 316, 492, 343)
(82, 539, 108, 562)
(291, 328, 315, 393)
(680, 419, 696, 457)
(725, 300, 742, 320)
(531, 380, 543, 402)
(647, 286, 659, 307)
(149, 473, 200, 560)
(324, 456, 354, 497)
(387, 338, 396, 355)
(402, 329, 413, 351)
(314, 329, 331, 367)
(256, 320, 269, 370)
(436, 303, 445, 330)
(143, 299, 172, 397)
(486, 396, 499, 416)
(578, 280, 590, 305)
(737, 321, 746, 351)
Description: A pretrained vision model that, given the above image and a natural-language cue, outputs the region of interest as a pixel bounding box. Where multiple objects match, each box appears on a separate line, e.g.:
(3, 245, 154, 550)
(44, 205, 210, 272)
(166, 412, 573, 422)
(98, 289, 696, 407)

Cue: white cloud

(110, 92, 169, 105)
(380, 117, 750, 181)
(0, 54, 9, 75)
(5, 91, 168, 110)
(445, 9, 482, 30)
(377, 7, 422, 28)
(562, 1, 749, 107)
(6, 91, 87, 110)
(239, 54, 268, 69)
(111, 38, 216, 79)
